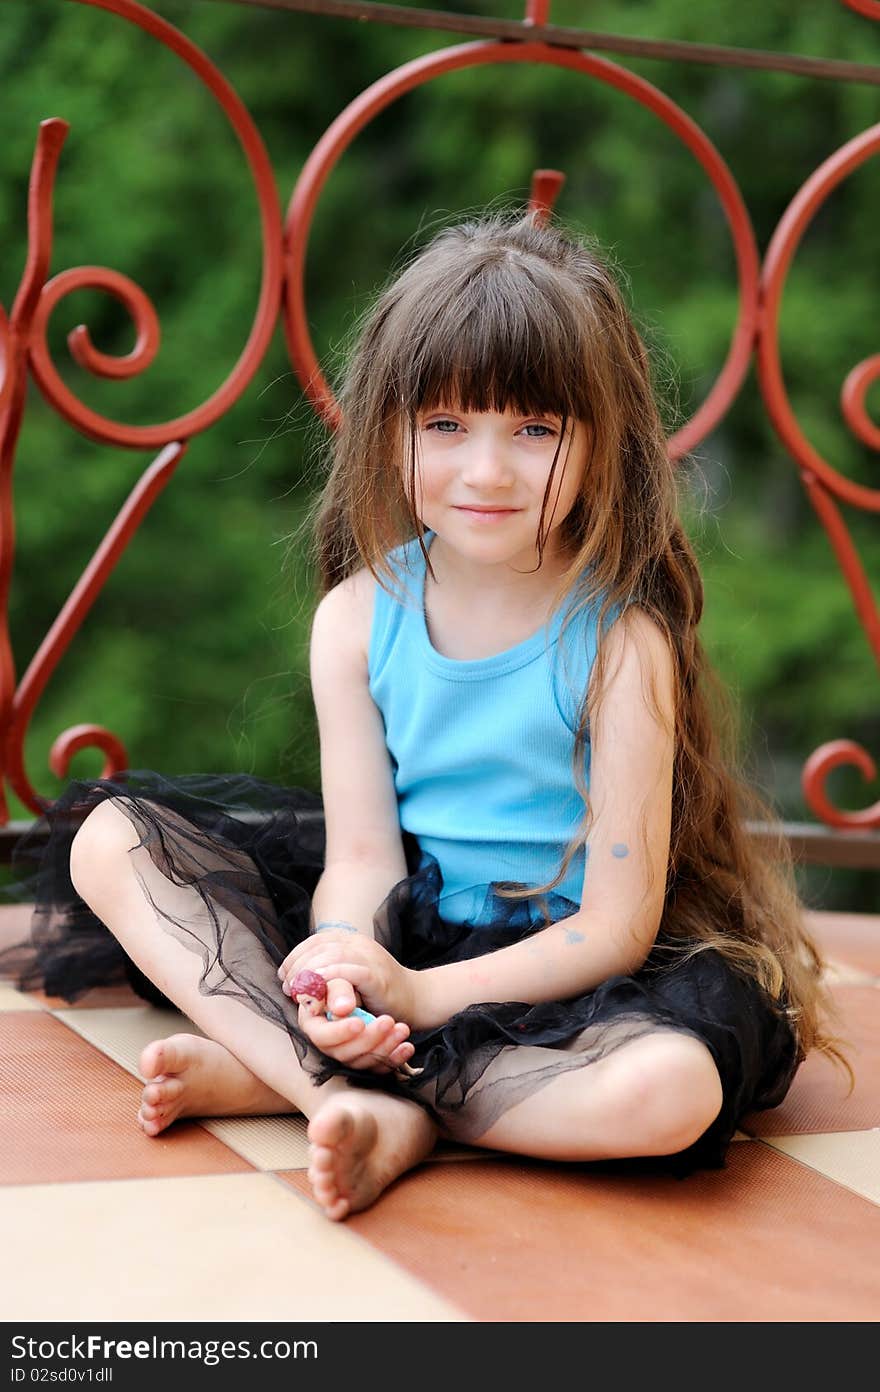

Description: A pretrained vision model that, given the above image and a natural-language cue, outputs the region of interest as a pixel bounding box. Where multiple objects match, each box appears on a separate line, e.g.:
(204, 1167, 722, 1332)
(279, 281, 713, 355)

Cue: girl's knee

(617, 1034, 724, 1155)
(69, 797, 140, 899)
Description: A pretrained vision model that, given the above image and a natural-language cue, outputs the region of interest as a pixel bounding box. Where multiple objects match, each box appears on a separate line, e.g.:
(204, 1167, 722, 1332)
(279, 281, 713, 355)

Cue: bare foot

(137, 1033, 296, 1136)
(307, 1092, 437, 1221)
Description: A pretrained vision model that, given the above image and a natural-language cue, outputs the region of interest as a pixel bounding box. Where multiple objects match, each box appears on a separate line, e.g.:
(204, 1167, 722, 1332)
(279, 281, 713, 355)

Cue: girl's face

(412, 406, 589, 574)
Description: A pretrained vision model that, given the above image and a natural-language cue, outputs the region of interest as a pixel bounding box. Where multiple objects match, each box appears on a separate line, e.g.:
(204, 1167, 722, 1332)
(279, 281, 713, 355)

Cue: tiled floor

(1, 904, 878, 1322)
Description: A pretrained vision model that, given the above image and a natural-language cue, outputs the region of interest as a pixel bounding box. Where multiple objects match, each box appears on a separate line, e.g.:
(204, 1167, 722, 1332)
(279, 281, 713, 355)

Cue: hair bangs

(397, 258, 591, 423)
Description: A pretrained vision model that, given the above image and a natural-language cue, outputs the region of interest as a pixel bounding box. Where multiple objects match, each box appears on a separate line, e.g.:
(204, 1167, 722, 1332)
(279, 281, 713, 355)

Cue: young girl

(11, 211, 850, 1221)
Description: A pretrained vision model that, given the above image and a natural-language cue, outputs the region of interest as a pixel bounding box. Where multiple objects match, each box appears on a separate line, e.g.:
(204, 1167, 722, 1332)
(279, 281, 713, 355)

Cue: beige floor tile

(0, 983, 41, 1012)
(203, 1115, 311, 1169)
(54, 1004, 201, 1076)
(0, 1172, 466, 1322)
(760, 1130, 880, 1207)
(203, 1120, 510, 1171)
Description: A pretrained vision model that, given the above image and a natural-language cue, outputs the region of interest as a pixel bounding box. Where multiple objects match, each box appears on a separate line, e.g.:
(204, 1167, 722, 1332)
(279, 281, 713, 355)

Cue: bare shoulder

(596, 603, 676, 726)
(311, 566, 376, 670)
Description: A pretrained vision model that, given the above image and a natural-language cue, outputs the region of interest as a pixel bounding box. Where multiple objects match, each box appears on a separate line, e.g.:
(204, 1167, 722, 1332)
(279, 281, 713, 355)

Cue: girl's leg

(458, 1031, 724, 1161)
(69, 798, 438, 1219)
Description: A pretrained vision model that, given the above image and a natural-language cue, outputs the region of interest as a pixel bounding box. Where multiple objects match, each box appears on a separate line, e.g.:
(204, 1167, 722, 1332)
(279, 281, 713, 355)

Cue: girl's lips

(454, 506, 520, 519)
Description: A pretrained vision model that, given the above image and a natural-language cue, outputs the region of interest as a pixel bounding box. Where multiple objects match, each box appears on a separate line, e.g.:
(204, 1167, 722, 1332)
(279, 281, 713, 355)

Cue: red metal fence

(1, 0, 877, 865)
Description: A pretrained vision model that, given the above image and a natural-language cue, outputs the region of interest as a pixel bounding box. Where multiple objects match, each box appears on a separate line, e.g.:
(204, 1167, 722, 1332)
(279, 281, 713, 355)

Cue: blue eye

(426, 419, 459, 433)
(521, 423, 555, 438)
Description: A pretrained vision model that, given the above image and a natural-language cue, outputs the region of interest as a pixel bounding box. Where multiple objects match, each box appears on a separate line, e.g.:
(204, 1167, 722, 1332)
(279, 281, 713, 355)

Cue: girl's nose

(461, 444, 514, 487)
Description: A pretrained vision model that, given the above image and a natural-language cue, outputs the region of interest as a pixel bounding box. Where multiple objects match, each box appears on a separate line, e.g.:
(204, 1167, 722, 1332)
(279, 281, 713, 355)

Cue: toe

(310, 1172, 348, 1220)
(139, 1033, 194, 1081)
(138, 1040, 165, 1080)
(310, 1172, 335, 1200)
(326, 1196, 350, 1222)
(308, 1105, 353, 1151)
(156, 1077, 184, 1103)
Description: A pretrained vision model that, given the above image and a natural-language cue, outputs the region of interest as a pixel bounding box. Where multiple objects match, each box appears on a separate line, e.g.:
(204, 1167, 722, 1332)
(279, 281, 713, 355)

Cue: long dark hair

(296, 210, 852, 1085)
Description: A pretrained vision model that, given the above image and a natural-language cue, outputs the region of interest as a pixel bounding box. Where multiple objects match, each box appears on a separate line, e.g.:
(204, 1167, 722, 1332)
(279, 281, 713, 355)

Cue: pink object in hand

(289, 967, 329, 1015)
(286, 966, 423, 1077)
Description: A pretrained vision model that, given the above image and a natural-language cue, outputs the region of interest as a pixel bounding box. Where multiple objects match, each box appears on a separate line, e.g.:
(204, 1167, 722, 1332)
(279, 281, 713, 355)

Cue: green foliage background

(2, 0, 878, 910)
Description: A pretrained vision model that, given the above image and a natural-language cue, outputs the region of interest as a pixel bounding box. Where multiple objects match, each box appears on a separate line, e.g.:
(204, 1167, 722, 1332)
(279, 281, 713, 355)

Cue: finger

(288, 962, 372, 997)
(301, 1012, 366, 1050)
(279, 938, 331, 974)
(353, 1033, 416, 1074)
(325, 973, 371, 1017)
(278, 948, 300, 978)
(336, 1014, 396, 1058)
(289, 949, 368, 979)
(277, 935, 361, 980)
(281, 940, 364, 985)
(278, 942, 334, 980)
(278, 946, 338, 989)
(329, 1016, 401, 1067)
(279, 962, 361, 1006)
(344, 1020, 411, 1069)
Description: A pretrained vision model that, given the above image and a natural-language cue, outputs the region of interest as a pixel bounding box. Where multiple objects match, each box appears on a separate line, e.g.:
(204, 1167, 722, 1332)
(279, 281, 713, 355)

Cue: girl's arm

(413, 606, 677, 1027)
(309, 859, 405, 941)
(278, 572, 411, 1059)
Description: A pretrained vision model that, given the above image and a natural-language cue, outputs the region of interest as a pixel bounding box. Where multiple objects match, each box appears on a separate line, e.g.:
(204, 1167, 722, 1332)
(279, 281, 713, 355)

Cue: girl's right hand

(296, 988, 416, 1074)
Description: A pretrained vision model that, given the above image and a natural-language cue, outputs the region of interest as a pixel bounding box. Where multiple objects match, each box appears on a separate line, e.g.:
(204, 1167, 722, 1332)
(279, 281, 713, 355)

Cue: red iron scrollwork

(840, 1, 880, 20)
(0, 0, 282, 821)
(756, 124, 880, 830)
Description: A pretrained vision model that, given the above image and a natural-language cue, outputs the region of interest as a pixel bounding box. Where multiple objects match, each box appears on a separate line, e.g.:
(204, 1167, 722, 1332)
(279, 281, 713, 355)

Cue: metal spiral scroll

(283, 37, 760, 461)
(0, 0, 283, 819)
(840, 1, 880, 21)
(756, 124, 880, 830)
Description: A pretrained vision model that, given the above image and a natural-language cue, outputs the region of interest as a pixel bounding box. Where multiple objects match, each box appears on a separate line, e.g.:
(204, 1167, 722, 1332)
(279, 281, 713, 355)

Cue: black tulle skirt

(1, 770, 801, 1171)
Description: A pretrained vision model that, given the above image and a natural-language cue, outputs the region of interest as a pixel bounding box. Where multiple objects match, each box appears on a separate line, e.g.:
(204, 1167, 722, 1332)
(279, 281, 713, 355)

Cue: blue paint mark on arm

(611, 843, 630, 858)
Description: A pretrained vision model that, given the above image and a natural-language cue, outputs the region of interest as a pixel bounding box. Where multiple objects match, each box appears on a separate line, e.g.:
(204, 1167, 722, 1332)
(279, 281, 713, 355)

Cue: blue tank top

(368, 531, 616, 926)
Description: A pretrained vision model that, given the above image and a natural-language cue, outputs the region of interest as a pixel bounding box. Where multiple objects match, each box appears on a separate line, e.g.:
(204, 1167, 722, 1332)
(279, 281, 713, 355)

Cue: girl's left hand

(279, 935, 422, 1027)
